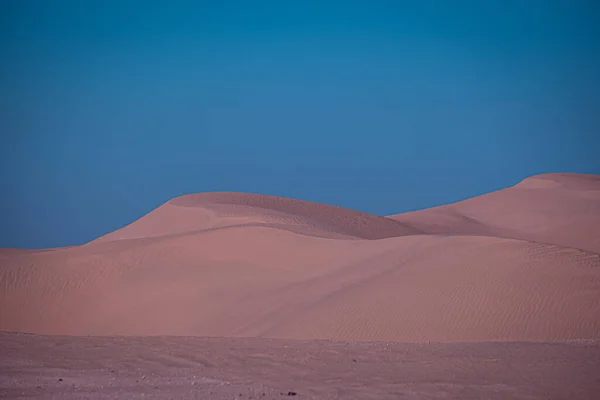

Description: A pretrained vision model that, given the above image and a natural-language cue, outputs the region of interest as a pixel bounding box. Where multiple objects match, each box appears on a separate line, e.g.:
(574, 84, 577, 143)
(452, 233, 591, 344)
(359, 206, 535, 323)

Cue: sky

(1, 1, 599, 249)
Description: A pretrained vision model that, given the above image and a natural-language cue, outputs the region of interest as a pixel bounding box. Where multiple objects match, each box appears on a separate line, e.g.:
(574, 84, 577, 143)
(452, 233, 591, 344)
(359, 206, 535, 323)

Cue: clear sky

(1, 1, 599, 249)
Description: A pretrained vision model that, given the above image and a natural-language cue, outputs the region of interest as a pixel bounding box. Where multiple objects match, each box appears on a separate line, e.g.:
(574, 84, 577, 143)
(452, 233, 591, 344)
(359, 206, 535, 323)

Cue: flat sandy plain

(1, 173, 600, 399)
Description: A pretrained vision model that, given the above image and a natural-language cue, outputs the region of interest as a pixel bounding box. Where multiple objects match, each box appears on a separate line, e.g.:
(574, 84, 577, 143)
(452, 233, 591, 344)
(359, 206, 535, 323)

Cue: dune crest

(389, 173, 600, 253)
(93, 192, 420, 243)
(514, 173, 600, 190)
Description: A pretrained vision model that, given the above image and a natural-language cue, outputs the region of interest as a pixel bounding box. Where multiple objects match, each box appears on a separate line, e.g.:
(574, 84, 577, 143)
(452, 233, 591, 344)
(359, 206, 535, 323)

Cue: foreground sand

(2, 333, 599, 399)
(1, 173, 600, 398)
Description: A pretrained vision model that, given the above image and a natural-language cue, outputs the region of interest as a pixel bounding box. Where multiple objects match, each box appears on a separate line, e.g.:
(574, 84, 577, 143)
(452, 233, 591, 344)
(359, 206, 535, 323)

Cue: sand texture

(1, 172, 600, 398)
(2, 333, 599, 399)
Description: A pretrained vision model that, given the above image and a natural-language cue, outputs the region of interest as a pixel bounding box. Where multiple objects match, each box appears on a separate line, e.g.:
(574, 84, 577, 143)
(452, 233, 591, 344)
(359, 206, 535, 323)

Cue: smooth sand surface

(1, 172, 600, 398)
(389, 173, 600, 253)
(92, 191, 420, 243)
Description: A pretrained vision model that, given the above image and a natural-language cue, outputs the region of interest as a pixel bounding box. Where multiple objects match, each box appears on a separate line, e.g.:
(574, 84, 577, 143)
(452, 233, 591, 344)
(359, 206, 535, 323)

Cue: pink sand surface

(1, 172, 599, 398)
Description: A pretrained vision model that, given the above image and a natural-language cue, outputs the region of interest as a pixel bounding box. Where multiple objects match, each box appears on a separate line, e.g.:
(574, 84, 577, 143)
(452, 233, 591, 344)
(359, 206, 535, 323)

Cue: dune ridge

(93, 192, 421, 244)
(1, 173, 600, 343)
(388, 173, 600, 253)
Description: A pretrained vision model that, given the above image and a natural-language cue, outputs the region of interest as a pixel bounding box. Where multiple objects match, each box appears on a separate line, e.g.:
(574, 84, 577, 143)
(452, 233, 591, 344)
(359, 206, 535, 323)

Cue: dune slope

(1, 228, 599, 341)
(93, 192, 420, 243)
(388, 173, 600, 253)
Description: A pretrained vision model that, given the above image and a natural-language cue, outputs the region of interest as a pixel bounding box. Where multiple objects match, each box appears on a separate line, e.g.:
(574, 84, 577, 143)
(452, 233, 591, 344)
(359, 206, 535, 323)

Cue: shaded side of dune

(94, 192, 421, 244)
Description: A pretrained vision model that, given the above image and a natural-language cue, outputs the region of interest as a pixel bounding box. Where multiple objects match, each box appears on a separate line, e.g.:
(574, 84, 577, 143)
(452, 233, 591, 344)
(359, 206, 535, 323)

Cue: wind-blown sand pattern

(1, 173, 600, 398)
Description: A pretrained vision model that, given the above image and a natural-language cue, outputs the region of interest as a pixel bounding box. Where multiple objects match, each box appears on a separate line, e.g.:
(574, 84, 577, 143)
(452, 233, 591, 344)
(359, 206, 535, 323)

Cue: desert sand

(2, 333, 599, 399)
(1, 172, 600, 398)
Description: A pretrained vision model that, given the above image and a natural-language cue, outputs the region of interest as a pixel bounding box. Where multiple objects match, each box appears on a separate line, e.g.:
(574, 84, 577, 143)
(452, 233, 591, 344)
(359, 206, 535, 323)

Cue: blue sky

(1, 1, 599, 248)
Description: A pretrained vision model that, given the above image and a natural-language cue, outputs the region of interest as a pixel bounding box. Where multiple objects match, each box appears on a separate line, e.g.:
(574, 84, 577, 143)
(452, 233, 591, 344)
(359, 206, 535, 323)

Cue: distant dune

(389, 173, 600, 253)
(1, 173, 599, 343)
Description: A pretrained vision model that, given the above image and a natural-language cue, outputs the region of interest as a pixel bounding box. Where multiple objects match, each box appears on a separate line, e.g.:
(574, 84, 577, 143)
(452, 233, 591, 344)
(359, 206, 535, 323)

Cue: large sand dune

(1, 173, 599, 343)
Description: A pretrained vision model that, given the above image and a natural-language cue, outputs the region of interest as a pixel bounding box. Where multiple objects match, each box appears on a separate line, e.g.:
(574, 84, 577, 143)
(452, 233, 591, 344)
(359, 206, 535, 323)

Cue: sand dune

(1, 173, 600, 343)
(389, 173, 600, 253)
(2, 232, 599, 340)
(93, 192, 420, 243)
